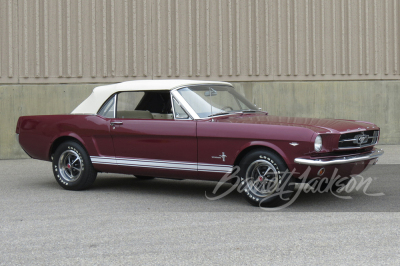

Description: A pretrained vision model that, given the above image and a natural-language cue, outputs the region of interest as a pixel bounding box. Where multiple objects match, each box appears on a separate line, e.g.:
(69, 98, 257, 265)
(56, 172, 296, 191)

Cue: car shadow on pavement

(88, 172, 398, 212)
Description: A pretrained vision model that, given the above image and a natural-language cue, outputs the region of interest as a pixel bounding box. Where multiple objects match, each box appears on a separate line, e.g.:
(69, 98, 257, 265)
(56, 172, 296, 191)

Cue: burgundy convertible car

(16, 80, 383, 207)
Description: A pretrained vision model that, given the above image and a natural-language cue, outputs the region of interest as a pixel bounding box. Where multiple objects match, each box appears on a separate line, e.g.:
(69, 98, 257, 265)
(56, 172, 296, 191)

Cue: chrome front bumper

(294, 148, 384, 166)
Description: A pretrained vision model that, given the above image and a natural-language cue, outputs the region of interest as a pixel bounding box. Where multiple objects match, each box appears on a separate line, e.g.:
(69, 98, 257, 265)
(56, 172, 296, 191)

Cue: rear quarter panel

(17, 115, 114, 162)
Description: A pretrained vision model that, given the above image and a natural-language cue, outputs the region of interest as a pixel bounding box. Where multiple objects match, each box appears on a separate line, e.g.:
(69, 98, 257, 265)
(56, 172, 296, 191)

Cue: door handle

(110, 121, 123, 126)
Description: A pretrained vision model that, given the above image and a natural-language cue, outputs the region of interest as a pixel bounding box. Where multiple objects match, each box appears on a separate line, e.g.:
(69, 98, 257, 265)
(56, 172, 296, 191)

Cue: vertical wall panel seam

(374, 0, 378, 75)
(277, 0, 281, 76)
(143, 0, 148, 77)
(1, 0, 3, 77)
(157, 0, 161, 77)
(395, 0, 398, 74)
(341, 0, 345, 75)
(321, 0, 325, 75)
(366, 0, 369, 75)
(359, 0, 363, 74)
(333, 0, 337, 75)
(255, 0, 259, 76)
(228, 0, 233, 76)
(1, 1, 3, 77)
(167, 0, 172, 77)
(124, 0, 129, 77)
(102, 0, 107, 77)
(35, 0, 40, 77)
(287, 0, 291, 76)
(294, 0, 297, 76)
(348, 0, 351, 75)
(24, 0, 29, 77)
(175, 0, 180, 77)
(8, 0, 13, 77)
(91, 0, 96, 78)
(219, 0, 223, 76)
(67, 0, 71, 77)
(306, 0, 309, 76)
(58, 0, 63, 77)
(312, 0, 316, 76)
(249, 0, 254, 76)
(188, 0, 192, 77)
(132, 0, 138, 77)
(206, 0, 210, 77)
(236, 0, 240, 76)
(111, 0, 115, 77)
(78, 0, 82, 77)
(196, 0, 200, 76)
(385, 0, 389, 75)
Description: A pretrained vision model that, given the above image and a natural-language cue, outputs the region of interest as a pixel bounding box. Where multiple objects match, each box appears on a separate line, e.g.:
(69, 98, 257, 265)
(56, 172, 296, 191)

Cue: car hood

(212, 114, 379, 134)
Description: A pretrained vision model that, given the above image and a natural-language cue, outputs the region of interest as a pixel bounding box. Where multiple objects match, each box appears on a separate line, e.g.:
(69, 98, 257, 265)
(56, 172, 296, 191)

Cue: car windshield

(177, 85, 258, 118)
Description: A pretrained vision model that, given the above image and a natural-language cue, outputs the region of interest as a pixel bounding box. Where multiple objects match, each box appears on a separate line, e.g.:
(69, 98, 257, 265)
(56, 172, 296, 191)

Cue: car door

(109, 91, 198, 179)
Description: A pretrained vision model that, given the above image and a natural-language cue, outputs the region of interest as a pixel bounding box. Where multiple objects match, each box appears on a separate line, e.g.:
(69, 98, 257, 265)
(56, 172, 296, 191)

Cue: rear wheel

(238, 149, 295, 207)
(52, 141, 97, 190)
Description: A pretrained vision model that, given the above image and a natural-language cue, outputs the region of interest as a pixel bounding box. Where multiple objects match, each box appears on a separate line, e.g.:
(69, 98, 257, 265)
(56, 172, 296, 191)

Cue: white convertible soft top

(71, 79, 231, 114)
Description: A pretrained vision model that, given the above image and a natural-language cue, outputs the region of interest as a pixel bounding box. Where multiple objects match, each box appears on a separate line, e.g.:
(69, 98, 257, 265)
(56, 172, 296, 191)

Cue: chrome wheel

(245, 159, 280, 197)
(58, 150, 82, 182)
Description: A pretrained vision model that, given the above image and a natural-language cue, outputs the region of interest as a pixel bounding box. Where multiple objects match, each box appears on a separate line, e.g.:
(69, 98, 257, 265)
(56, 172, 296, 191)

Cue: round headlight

(314, 135, 322, 152)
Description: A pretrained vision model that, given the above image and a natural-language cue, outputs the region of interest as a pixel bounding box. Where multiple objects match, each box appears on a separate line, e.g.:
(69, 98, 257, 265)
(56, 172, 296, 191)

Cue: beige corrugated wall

(1, 0, 400, 159)
(1, 0, 400, 82)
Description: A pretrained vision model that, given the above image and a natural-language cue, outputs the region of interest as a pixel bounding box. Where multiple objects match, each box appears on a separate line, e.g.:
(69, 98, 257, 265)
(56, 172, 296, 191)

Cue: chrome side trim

(294, 148, 384, 166)
(90, 156, 233, 173)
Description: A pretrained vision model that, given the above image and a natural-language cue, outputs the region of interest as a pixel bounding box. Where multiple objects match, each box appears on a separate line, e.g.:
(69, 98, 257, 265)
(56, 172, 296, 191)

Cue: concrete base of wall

(0, 84, 96, 159)
(1, 81, 399, 159)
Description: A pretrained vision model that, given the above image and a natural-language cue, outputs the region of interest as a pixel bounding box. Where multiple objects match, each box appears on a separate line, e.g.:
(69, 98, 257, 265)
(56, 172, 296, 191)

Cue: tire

(52, 141, 97, 190)
(134, 175, 155, 180)
(238, 149, 295, 207)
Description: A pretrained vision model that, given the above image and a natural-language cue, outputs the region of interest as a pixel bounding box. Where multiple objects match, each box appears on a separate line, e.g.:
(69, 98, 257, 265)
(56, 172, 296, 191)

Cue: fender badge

(212, 152, 227, 162)
(289, 142, 299, 146)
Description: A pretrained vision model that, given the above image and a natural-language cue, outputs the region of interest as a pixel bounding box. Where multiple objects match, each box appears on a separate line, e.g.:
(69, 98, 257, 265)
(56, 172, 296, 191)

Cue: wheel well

(49, 136, 85, 161)
(233, 145, 285, 167)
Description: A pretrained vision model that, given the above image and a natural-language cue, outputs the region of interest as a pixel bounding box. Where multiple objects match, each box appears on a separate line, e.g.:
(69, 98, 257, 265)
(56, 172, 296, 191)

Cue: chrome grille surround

(338, 130, 379, 150)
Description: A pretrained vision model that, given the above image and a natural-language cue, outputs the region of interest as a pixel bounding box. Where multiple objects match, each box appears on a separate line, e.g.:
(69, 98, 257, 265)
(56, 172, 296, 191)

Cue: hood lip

(209, 113, 379, 135)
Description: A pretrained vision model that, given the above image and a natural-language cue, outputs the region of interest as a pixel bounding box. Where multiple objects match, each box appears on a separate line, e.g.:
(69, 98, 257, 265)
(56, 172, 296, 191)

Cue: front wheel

(238, 149, 295, 207)
(52, 141, 97, 190)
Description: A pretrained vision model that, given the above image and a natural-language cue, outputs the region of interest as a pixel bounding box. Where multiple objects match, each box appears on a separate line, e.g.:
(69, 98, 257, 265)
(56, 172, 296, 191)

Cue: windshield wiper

(240, 109, 259, 113)
(208, 112, 231, 117)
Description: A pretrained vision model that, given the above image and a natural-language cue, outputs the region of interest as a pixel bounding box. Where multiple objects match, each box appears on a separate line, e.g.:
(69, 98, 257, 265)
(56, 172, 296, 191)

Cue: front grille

(338, 130, 379, 149)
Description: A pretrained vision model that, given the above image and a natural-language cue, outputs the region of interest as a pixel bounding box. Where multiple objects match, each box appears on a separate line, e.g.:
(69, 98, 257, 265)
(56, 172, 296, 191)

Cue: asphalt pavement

(0, 145, 399, 265)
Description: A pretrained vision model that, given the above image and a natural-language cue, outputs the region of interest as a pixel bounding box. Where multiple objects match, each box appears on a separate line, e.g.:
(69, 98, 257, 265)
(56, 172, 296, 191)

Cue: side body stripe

(90, 156, 233, 173)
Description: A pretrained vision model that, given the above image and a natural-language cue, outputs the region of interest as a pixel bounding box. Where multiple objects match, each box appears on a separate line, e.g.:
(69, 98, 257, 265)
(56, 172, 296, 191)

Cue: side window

(173, 98, 190, 119)
(116, 91, 154, 119)
(98, 95, 115, 118)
